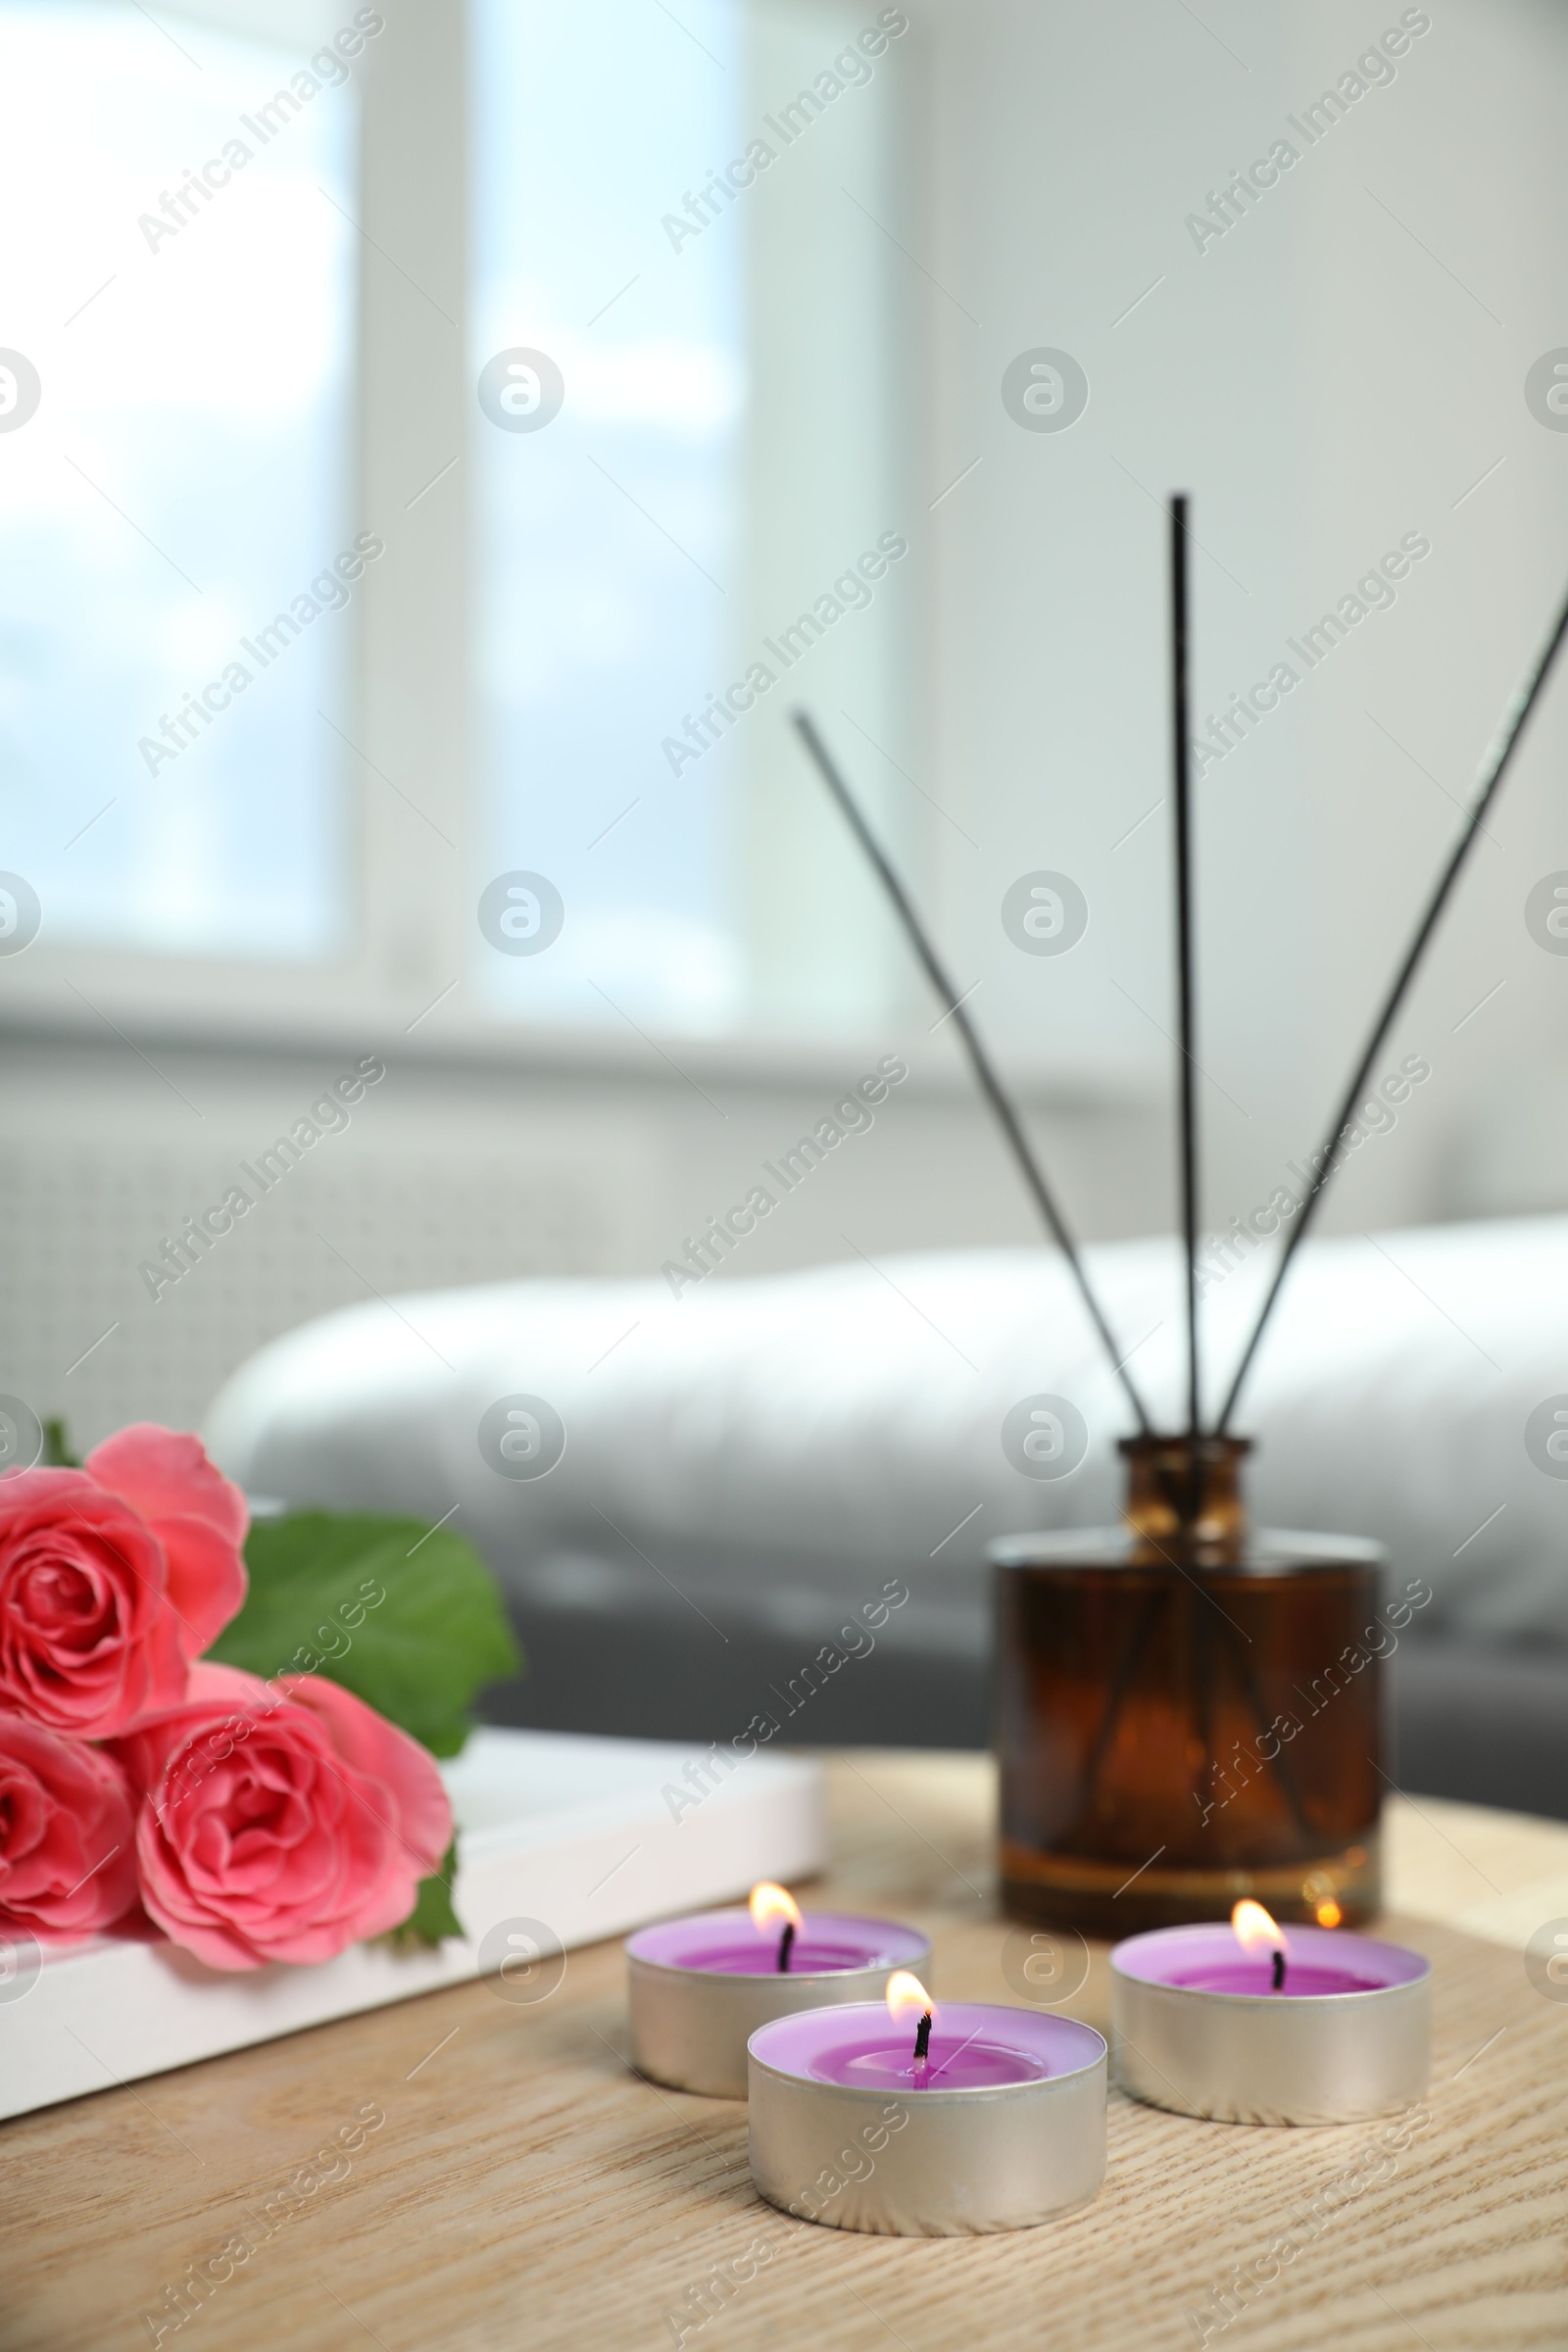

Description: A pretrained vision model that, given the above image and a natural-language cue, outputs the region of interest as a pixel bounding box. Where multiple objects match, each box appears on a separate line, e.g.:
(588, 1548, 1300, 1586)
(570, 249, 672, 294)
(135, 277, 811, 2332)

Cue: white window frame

(4, 0, 934, 1087)
(3, 0, 466, 1054)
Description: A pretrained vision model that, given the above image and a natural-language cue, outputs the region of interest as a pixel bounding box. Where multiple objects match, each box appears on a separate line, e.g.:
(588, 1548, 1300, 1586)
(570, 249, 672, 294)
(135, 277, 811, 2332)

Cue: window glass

(0, 0, 355, 960)
(472, 0, 910, 1038)
(472, 0, 746, 1033)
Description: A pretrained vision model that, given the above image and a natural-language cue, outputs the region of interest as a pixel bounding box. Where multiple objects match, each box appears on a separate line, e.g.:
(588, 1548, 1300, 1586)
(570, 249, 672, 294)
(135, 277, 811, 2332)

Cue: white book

(0, 1728, 823, 2124)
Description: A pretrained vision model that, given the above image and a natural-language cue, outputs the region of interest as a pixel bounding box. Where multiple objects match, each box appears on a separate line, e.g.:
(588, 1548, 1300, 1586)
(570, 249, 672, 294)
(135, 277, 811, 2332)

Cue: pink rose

(111, 1663, 453, 1971)
(0, 1425, 247, 1737)
(0, 1713, 140, 1941)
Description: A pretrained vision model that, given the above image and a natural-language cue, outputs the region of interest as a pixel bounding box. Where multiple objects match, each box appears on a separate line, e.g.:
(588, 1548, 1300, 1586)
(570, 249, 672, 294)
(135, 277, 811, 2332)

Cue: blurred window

(0, 0, 910, 1041)
(0, 0, 356, 961)
(472, 0, 910, 1040)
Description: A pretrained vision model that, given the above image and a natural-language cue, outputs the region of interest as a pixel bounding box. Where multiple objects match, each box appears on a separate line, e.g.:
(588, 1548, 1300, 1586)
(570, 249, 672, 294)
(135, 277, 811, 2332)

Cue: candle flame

(1314, 1895, 1343, 1929)
(1232, 1898, 1289, 1955)
(749, 1883, 803, 1935)
(885, 1969, 936, 2025)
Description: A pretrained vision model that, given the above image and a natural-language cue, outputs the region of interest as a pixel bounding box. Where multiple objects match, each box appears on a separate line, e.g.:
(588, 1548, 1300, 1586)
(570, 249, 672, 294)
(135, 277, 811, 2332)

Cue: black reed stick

(792, 709, 1155, 1436)
(1170, 497, 1201, 1461)
(1214, 564, 1568, 1435)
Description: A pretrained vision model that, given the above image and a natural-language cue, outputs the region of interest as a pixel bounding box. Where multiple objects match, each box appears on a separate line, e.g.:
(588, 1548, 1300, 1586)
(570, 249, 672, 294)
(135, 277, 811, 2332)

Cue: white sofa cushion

(204, 1216, 1568, 1643)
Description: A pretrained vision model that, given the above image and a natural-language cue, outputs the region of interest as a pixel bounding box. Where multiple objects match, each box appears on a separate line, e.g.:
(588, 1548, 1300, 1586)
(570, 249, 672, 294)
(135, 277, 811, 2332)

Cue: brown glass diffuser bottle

(992, 1436, 1384, 1938)
(800, 503, 1568, 1949)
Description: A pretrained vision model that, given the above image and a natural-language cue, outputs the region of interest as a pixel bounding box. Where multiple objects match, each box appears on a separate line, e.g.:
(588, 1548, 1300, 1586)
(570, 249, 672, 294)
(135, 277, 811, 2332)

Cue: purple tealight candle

(1111, 1901, 1431, 2127)
(748, 1977, 1106, 2235)
(625, 1884, 930, 2099)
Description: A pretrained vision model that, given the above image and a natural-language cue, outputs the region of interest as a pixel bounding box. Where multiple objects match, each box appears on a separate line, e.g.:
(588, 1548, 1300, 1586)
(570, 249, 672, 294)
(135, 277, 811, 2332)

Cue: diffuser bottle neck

(1118, 1435, 1251, 1566)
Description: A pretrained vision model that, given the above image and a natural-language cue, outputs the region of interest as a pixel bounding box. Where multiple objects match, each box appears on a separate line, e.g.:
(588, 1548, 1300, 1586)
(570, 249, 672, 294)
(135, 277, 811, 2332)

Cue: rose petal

(0, 1477, 183, 1737)
(143, 1513, 249, 1660)
(115, 1669, 452, 1972)
(86, 1427, 249, 1546)
(0, 1436, 248, 1737)
(0, 1713, 140, 1939)
(277, 1676, 453, 1877)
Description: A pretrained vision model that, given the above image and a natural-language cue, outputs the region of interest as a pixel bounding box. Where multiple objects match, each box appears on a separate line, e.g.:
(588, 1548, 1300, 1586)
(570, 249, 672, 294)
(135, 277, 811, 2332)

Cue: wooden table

(5, 1754, 1567, 2352)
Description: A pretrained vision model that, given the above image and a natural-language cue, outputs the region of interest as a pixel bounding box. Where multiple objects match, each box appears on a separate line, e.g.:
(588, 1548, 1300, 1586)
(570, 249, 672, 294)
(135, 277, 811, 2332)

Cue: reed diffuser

(795, 510, 1568, 1936)
(995, 502, 1385, 1933)
(991, 1445, 1385, 1935)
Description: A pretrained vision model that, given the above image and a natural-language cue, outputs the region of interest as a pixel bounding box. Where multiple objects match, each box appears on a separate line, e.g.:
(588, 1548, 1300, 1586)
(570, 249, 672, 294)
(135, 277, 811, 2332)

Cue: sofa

(205, 1216, 1568, 1822)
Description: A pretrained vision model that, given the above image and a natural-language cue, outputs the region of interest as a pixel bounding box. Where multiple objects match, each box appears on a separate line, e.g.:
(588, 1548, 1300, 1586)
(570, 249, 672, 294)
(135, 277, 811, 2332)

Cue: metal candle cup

(1110, 1923, 1431, 2126)
(748, 2003, 1106, 2236)
(626, 1912, 931, 2098)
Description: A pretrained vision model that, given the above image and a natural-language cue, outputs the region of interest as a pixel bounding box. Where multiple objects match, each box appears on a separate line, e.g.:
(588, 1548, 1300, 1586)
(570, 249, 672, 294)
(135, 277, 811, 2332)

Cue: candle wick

(1271, 1947, 1285, 1992)
(912, 2010, 932, 2063)
(777, 1921, 795, 1974)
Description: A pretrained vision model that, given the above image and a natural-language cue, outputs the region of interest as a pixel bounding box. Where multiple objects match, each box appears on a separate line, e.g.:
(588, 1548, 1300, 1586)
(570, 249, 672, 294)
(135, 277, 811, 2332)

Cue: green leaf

(42, 1417, 80, 1468)
(209, 1512, 520, 1758)
(387, 1841, 464, 1948)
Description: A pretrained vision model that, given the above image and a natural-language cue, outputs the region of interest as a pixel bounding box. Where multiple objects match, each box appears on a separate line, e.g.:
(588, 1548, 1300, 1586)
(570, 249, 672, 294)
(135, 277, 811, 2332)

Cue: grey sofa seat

(206, 1219, 1568, 1823)
(471, 1538, 1568, 1826)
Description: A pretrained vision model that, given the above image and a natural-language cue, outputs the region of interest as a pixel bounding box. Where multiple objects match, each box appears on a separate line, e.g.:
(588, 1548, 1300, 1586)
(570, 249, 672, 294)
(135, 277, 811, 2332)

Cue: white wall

(0, 1022, 1167, 1451)
(8, 0, 1568, 1453)
(909, 0, 1568, 1250)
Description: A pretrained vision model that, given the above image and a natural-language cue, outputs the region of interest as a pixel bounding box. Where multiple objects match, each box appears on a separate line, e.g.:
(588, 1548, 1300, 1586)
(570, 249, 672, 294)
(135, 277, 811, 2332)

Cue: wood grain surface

(3, 1752, 1566, 2352)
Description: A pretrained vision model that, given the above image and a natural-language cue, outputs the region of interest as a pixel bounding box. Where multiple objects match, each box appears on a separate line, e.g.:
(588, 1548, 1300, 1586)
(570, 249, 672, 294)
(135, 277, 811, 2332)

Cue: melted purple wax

(823, 2036, 1051, 2089)
(687, 1939, 884, 1976)
(1111, 1922, 1429, 1999)
(750, 2002, 1106, 2091)
(625, 1910, 928, 1977)
(1165, 1962, 1376, 1996)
